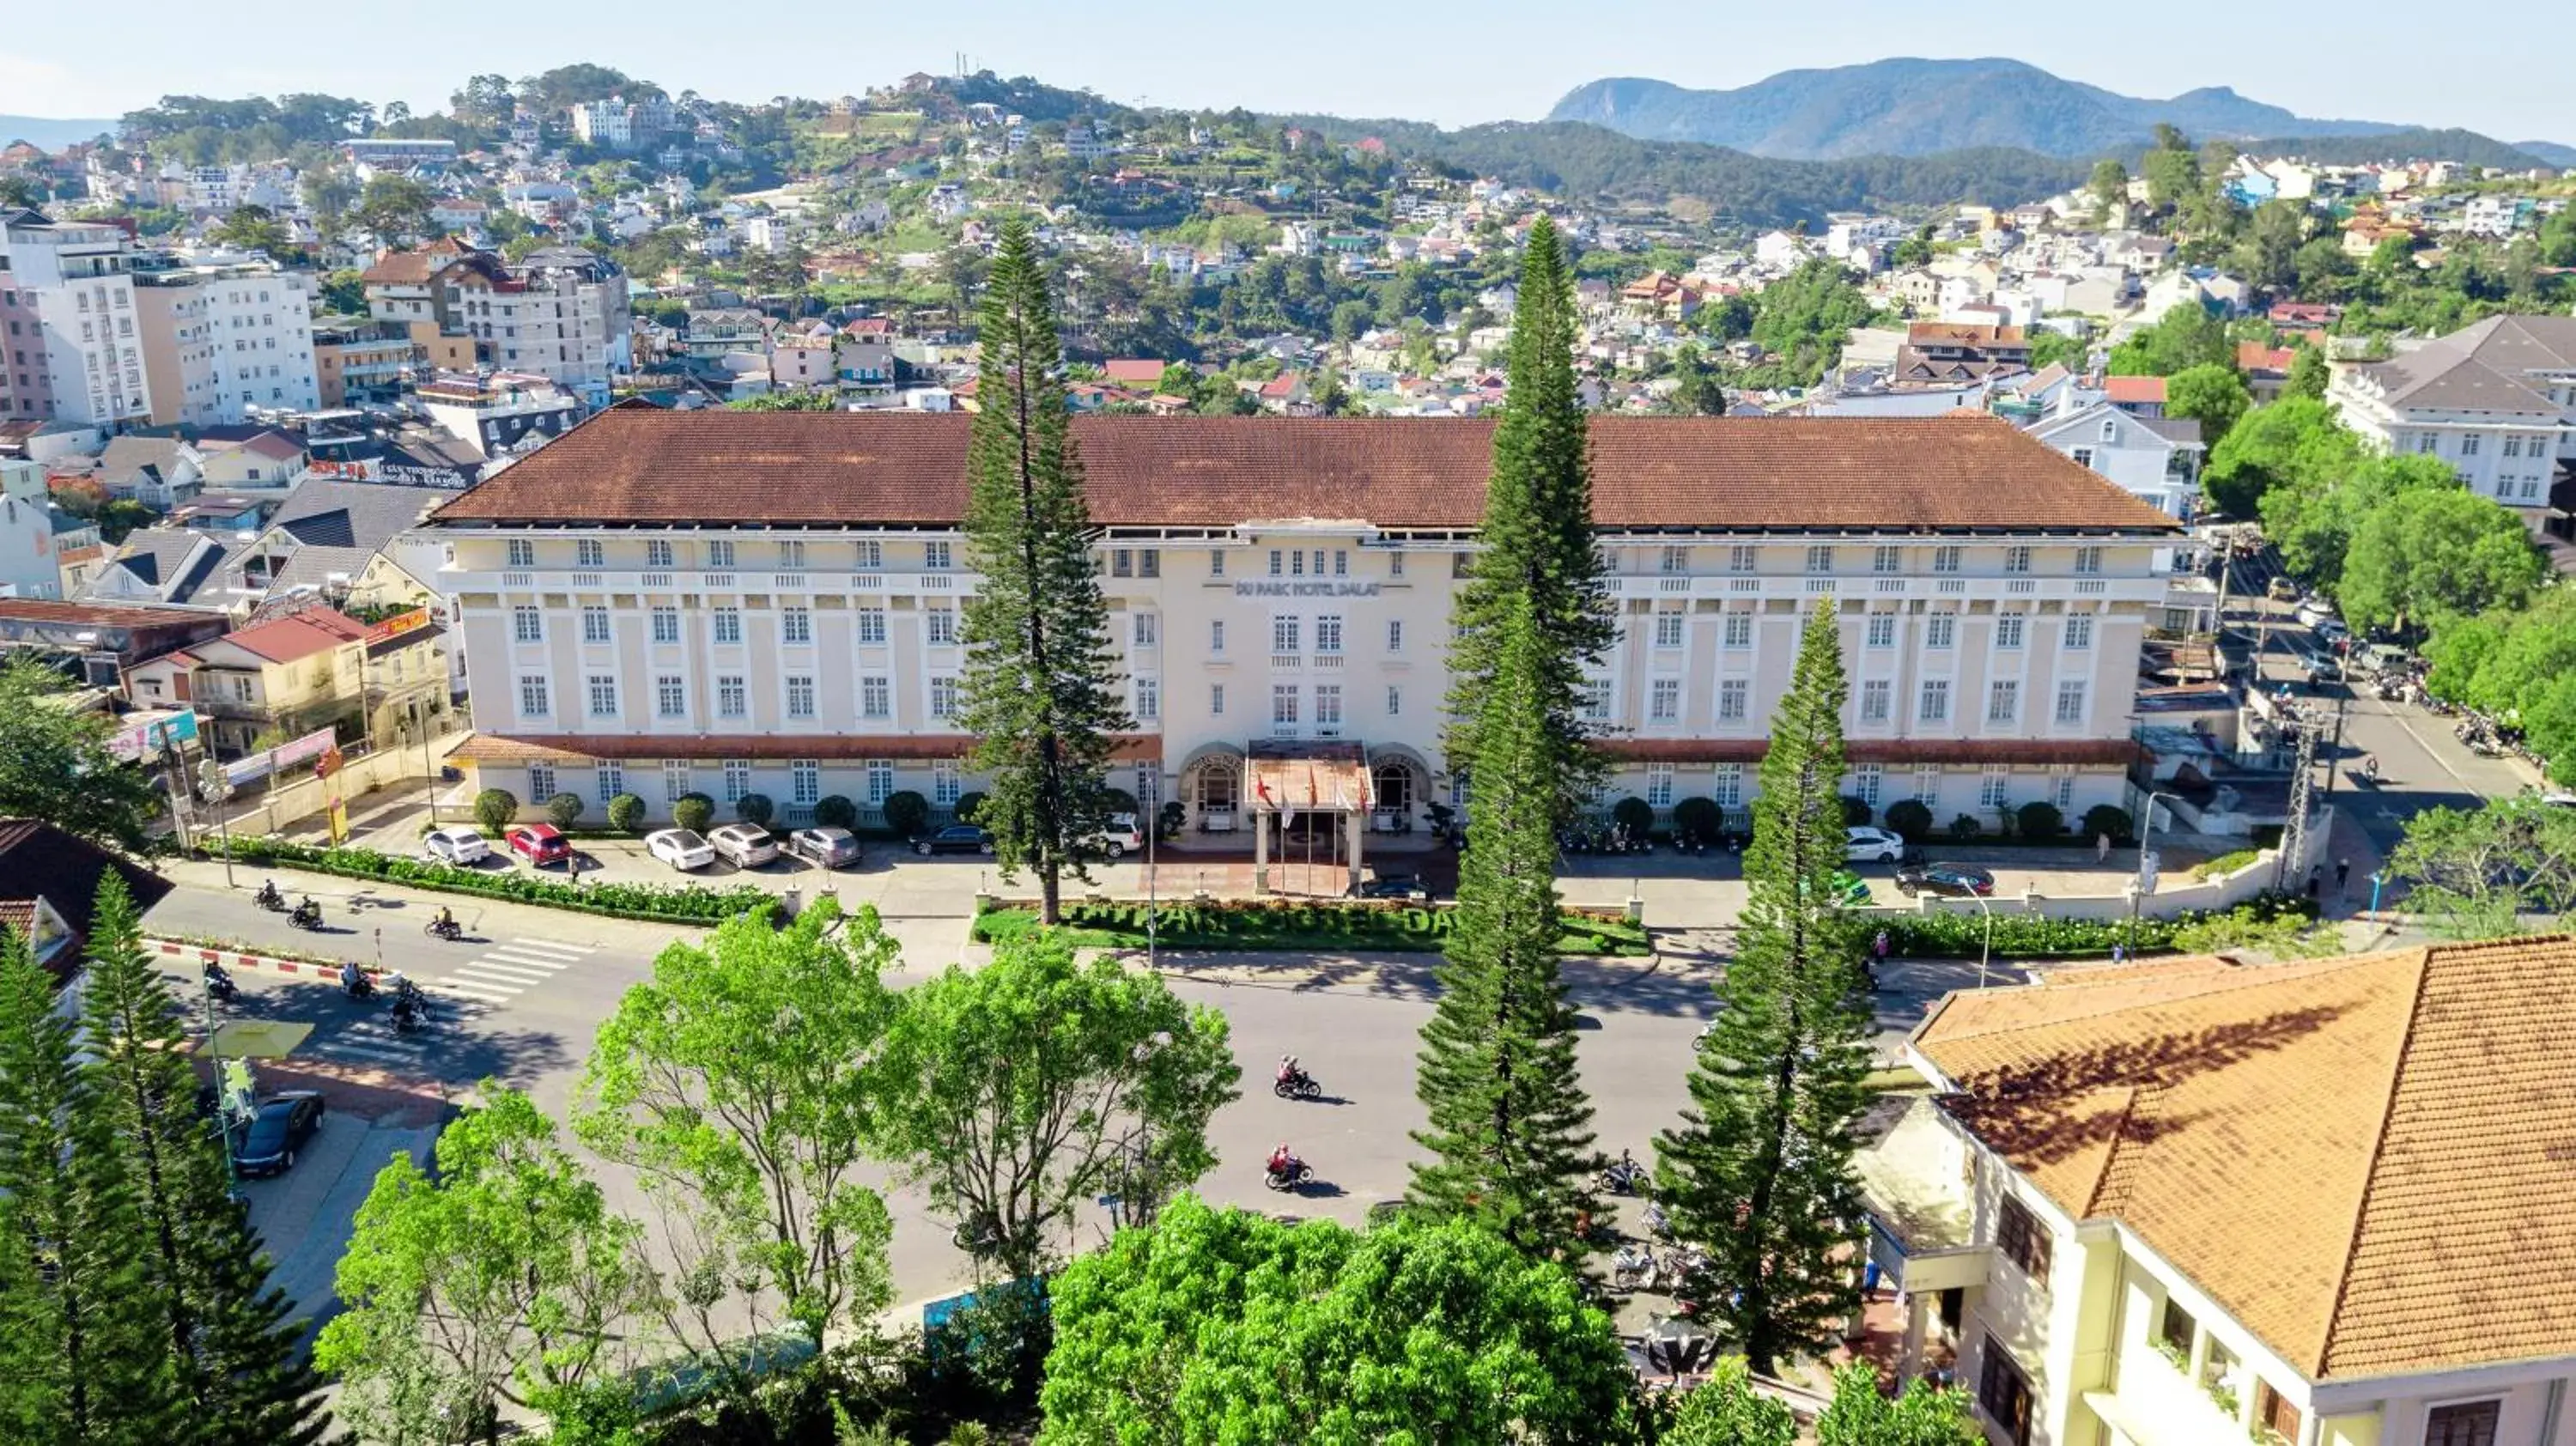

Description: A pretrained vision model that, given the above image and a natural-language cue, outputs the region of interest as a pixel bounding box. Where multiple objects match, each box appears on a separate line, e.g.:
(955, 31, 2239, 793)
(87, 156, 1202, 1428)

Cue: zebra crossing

(321, 937, 593, 1069)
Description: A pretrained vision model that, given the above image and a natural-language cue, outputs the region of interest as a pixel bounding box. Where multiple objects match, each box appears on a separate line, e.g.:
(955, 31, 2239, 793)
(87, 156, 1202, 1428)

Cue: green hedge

(219, 836, 775, 925)
(972, 899, 1653, 957)
(1877, 894, 2317, 960)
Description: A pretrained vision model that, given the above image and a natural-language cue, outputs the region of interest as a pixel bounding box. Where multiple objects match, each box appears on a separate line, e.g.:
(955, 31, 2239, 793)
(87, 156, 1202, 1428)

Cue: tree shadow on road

(172, 974, 576, 1091)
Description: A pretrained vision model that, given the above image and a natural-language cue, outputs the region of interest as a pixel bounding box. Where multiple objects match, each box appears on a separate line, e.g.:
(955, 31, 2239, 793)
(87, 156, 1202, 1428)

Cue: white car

(1844, 825, 1908, 864)
(645, 828, 716, 872)
(708, 823, 780, 868)
(1088, 811, 1145, 860)
(422, 827, 491, 865)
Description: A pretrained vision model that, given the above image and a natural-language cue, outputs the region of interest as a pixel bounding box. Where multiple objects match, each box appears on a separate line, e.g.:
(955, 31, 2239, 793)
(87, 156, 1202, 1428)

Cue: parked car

(645, 828, 716, 872)
(2266, 576, 2300, 601)
(229, 1091, 325, 1178)
(2294, 600, 2338, 630)
(708, 823, 779, 868)
(914, 825, 995, 856)
(1088, 812, 1145, 860)
(505, 823, 572, 866)
(422, 827, 491, 865)
(1893, 862, 1996, 898)
(1357, 872, 1430, 902)
(787, 826, 862, 869)
(1844, 825, 1908, 864)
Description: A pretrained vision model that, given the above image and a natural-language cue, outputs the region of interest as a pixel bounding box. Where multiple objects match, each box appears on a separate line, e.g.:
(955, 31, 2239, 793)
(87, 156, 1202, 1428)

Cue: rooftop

(214, 608, 367, 665)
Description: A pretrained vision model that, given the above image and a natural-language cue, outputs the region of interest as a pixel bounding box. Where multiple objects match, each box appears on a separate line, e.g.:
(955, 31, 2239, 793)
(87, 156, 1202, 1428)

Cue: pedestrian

(1873, 928, 1890, 963)
(2095, 831, 2111, 864)
(2306, 865, 2322, 901)
(2111, 942, 2127, 965)
(2336, 858, 2352, 896)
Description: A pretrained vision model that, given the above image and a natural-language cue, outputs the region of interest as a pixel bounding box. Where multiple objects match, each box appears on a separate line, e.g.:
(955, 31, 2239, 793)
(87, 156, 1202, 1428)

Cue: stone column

(1253, 807, 1269, 895)
(1346, 807, 1364, 896)
(1899, 1288, 1929, 1384)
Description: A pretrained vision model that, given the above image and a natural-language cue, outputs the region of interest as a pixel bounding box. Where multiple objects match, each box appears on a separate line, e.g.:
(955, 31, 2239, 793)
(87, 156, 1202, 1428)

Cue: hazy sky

(3, 0, 2568, 142)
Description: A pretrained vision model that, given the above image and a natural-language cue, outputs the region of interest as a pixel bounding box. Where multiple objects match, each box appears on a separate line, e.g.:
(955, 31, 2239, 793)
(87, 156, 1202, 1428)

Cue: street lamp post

(2129, 790, 2182, 957)
(1965, 890, 1996, 990)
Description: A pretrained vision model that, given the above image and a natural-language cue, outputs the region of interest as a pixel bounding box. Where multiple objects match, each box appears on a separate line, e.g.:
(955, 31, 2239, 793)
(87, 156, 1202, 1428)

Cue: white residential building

(2330, 314, 2576, 512)
(130, 252, 319, 426)
(2030, 403, 2206, 519)
(0, 210, 152, 428)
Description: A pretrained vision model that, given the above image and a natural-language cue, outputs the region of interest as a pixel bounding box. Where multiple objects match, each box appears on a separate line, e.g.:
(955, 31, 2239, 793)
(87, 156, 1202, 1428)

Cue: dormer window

(2099, 418, 2117, 442)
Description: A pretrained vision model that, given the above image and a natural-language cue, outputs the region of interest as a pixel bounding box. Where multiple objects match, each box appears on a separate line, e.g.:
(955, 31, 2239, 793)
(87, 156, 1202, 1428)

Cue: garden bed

(973, 898, 1653, 957)
(1875, 895, 2318, 960)
(216, 837, 774, 925)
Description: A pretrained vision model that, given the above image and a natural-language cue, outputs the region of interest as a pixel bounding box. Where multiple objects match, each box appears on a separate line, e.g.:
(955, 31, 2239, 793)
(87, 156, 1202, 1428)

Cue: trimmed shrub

(671, 792, 716, 834)
(2082, 804, 2136, 845)
(1157, 800, 1185, 840)
(605, 793, 646, 833)
(1839, 794, 1874, 827)
(544, 792, 585, 829)
(2016, 801, 2065, 841)
(884, 790, 931, 838)
(953, 791, 988, 825)
(219, 835, 772, 923)
(1947, 814, 1984, 841)
(472, 788, 519, 833)
(1611, 796, 1655, 835)
(1885, 799, 1934, 841)
(1878, 893, 2316, 961)
(813, 794, 859, 830)
(1672, 796, 1722, 841)
(1103, 787, 1139, 817)
(969, 896, 1651, 957)
(735, 793, 775, 829)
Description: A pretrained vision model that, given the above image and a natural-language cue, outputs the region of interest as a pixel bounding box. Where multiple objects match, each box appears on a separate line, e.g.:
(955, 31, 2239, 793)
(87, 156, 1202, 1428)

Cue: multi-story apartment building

(0, 210, 153, 428)
(130, 252, 319, 425)
(360, 240, 629, 401)
(428, 410, 2178, 837)
(2330, 314, 2576, 513)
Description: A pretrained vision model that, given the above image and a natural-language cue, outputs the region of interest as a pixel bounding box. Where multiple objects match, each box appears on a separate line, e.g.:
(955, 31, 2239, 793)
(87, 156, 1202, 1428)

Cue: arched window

(1372, 763, 1413, 814)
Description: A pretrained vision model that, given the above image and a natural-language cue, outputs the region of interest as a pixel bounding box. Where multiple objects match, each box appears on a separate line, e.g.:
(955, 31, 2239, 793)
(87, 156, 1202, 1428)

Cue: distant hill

(2516, 140, 2576, 168)
(2237, 129, 2549, 170)
(0, 115, 117, 149)
(1546, 58, 2410, 160)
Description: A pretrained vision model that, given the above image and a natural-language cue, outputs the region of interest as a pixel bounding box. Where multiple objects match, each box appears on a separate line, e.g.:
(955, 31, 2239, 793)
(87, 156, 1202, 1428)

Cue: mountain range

(0, 115, 117, 149)
(1547, 58, 2558, 163)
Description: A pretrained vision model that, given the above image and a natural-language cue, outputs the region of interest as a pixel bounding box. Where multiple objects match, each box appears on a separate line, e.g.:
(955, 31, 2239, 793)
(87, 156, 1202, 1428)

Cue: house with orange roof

(1866, 939, 2576, 1446)
(125, 603, 441, 758)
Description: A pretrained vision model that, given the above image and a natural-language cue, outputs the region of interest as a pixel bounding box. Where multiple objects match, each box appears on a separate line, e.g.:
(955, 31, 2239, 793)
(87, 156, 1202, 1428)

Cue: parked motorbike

(1611, 1244, 1661, 1292)
(1597, 1151, 1650, 1196)
(1642, 1199, 1674, 1241)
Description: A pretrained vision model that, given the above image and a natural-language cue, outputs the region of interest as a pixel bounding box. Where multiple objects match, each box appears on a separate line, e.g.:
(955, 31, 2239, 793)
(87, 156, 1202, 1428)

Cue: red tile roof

(1102, 359, 1168, 385)
(2104, 375, 2167, 404)
(428, 411, 2181, 536)
(0, 598, 217, 629)
(216, 609, 368, 664)
(2237, 343, 2296, 375)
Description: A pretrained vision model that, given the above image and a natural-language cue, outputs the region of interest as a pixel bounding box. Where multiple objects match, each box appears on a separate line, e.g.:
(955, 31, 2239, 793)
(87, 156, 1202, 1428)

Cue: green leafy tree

(355, 173, 437, 243)
(2106, 302, 2230, 377)
(1669, 344, 1728, 416)
(1408, 597, 1599, 1260)
(2390, 799, 2576, 939)
(2163, 362, 2251, 447)
(955, 219, 1132, 924)
(574, 901, 898, 1352)
(317, 1087, 647, 1443)
(210, 204, 290, 256)
(2285, 340, 2330, 399)
(2085, 159, 2129, 223)
(2206, 396, 2361, 520)
(0, 657, 167, 854)
(2339, 486, 2542, 634)
(874, 930, 1238, 1283)
(1657, 604, 1870, 1374)
(1659, 1358, 1795, 1443)
(1445, 215, 1615, 817)
(1813, 1362, 1984, 1445)
(76, 876, 329, 1444)
(1036, 1197, 1641, 1445)
(2026, 329, 2088, 373)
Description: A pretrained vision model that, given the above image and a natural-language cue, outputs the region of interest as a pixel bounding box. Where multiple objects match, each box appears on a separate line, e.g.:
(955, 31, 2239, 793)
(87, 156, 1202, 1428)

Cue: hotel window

(1661, 545, 1690, 574)
(656, 676, 684, 717)
(1723, 613, 1753, 648)
(2460, 433, 2482, 457)
(1932, 545, 1962, 574)
(1872, 544, 1901, 574)
(717, 676, 746, 718)
(1311, 550, 1327, 576)
(647, 539, 673, 568)
(1996, 1195, 2050, 1282)
(663, 761, 690, 805)
(1988, 681, 2019, 725)
(927, 607, 958, 645)
(651, 607, 679, 644)
(866, 759, 894, 805)
(1209, 619, 1225, 653)
(1918, 679, 1950, 723)
(1860, 680, 1891, 723)
(1315, 615, 1342, 653)
(2073, 545, 2103, 575)
(581, 606, 611, 644)
(1713, 763, 1743, 809)
(1139, 549, 1161, 578)
(1135, 677, 1160, 720)
(2063, 614, 2094, 649)
(724, 759, 751, 805)
(2054, 774, 2075, 811)
(1929, 614, 1959, 649)
(931, 677, 959, 719)
(2002, 545, 2032, 574)
(861, 677, 890, 718)
(1387, 619, 1404, 653)
(1979, 763, 2010, 805)
(1915, 765, 1941, 804)
(1654, 611, 1685, 648)
(512, 606, 542, 643)
(786, 676, 816, 718)
(1805, 544, 1834, 574)
(517, 675, 550, 717)
(1388, 551, 1405, 578)
(2056, 680, 2087, 724)
(2506, 434, 2525, 459)
(1728, 544, 1757, 573)
(1978, 1339, 2032, 1446)
(1273, 617, 1301, 653)
(1718, 678, 1749, 723)
(1315, 684, 1343, 729)
(791, 759, 819, 806)
(1582, 680, 1612, 722)
(1850, 764, 1881, 806)
(528, 763, 556, 802)
(1210, 549, 1226, 577)
(1272, 684, 1298, 726)
(1649, 678, 1680, 722)
(1211, 683, 1226, 716)
(575, 539, 604, 568)
(1996, 614, 2026, 649)
(2425, 1401, 2501, 1446)
(507, 538, 534, 567)
(1333, 550, 1347, 576)
(781, 607, 812, 646)
(587, 676, 617, 716)
(1268, 550, 1284, 576)
(857, 607, 886, 645)
(708, 538, 736, 568)
(1645, 763, 1675, 807)
(855, 538, 883, 569)
(1290, 549, 1307, 577)
(713, 608, 742, 645)
(932, 761, 961, 807)
(924, 540, 952, 570)
(1387, 685, 1401, 716)
(1865, 616, 1896, 649)
(779, 539, 805, 569)
(1112, 548, 1134, 577)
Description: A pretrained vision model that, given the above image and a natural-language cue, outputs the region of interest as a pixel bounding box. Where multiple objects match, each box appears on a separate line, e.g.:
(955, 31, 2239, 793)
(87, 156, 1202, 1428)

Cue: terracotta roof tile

(2105, 375, 2167, 404)
(1916, 938, 2576, 1382)
(425, 411, 2182, 537)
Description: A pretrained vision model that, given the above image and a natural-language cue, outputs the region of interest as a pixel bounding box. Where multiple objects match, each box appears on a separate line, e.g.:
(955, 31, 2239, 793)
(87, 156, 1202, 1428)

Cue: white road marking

(420, 979, 518, 1004)
(508, 939, 593, 955)
(449, 961, 556, 985)
(480, 948, 576, 969)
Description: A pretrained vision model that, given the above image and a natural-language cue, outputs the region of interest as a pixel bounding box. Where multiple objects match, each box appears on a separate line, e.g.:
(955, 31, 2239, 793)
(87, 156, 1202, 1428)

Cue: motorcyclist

(340, 959, 369, 997)
(253, 878, 282, 908)
(434, 904, 456, 932)
(1276, 1054, 1304, 1087)
(2363, 755, 2381, 781)
(1267, 1142, 1300, 1178)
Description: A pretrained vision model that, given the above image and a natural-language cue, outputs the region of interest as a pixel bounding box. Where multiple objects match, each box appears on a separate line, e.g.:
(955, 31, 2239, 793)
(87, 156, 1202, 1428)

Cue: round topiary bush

(884, 790, 931, 838)
(1672, 796, 1722, 841)
(2083, 804, 2136, 845)
(1948, 814, 1984, 841)
(812, 794, 858, 830)
(734, 793, 775, 829)
(544, 792, 584, 829)
(1839, 794, 1874, 827)
(472, 788, 519, 834)
(1610, 796, 1655, 836)
(672, 792, 716, 834)
(953, 790, 988, 824)
(2016, 800, 2065, 841)
(606, 793, 646, 833)
(1103, 787, 1139, 817)
(1884, 799, 1933, 841)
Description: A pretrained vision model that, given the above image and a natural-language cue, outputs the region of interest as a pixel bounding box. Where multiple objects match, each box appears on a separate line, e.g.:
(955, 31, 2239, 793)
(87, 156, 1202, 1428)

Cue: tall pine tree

(1408, 595, 1599, 1259)
(957, 217, 1132, 925)
(76, 876, 329, 1444)
(1656, 602, 1873, 1375)
(1444, 213, 1615, 817)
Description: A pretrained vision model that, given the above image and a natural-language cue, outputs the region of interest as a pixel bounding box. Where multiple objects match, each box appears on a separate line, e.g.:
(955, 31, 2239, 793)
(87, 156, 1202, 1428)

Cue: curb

(149, 937, 387, 984)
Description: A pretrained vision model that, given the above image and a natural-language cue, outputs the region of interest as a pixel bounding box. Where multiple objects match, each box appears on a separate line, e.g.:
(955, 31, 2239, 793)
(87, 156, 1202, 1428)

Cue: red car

(505, 823, 572, 866)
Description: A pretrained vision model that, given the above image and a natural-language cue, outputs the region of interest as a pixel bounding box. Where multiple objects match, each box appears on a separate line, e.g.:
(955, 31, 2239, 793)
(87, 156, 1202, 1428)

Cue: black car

(913, 825, 996, 857)
(1356, 872, 1431, 902)
(229, 1091, 325, 1177)
(1893, 862, 1996, 898)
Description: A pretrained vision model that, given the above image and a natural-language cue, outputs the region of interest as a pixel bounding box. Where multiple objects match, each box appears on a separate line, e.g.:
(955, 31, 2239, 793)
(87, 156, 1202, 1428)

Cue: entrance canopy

(1245, 740, 1370, 815)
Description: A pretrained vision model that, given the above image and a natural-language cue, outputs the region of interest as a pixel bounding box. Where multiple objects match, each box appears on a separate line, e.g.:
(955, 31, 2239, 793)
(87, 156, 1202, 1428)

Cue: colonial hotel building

(428, 406, 2179, 847)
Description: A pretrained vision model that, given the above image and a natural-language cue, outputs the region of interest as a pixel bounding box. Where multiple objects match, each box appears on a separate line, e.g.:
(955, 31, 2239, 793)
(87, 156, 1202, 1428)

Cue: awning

(1245, 740, 1369, 813)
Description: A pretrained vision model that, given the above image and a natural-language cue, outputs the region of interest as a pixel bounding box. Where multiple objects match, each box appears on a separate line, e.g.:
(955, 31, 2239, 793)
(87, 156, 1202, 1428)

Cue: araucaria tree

(957, 216, 1132, 924)
(1444, 213, 1615, 817)
(1657, 602, 1874, 1375)
(1409, 596, 1599, 1258)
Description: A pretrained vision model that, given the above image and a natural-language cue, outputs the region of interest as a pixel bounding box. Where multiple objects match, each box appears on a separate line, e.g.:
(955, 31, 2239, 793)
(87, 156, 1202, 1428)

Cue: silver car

(787, 826, 861, 868)
(708, 823, 779, 868)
